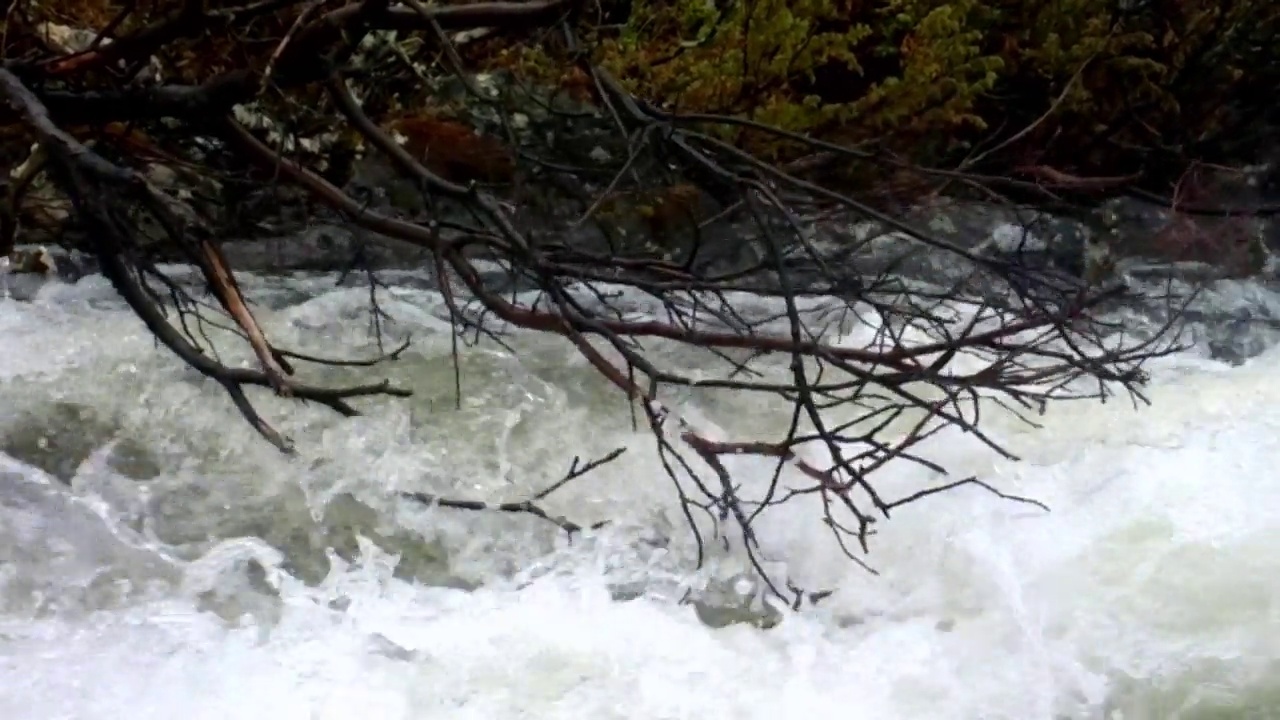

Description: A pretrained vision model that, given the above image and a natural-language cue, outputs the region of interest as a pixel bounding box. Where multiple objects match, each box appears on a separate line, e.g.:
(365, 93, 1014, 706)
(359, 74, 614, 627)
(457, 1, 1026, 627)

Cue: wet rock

(1096, 197, 1270, 279)
(220, 223, 432, 274)
(149, 484, 459, 589)
(1, 245, 88, 301)
(786, 194, 1274, 299)
(778, 202, 1089, 296)
(909, 198, 1093, 274)
(366, 633, 422, 662)
(0, 402, 161, 484)
(686, 573, 784, 630)
(691, 597, 783, 630)
(0, 272, 49, 303)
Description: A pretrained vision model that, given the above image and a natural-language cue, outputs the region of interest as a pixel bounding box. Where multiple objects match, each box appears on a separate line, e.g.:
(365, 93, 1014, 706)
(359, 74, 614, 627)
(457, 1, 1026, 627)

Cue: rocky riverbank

(7, 66, 1279, 367)
(6, 188, 1277, 302)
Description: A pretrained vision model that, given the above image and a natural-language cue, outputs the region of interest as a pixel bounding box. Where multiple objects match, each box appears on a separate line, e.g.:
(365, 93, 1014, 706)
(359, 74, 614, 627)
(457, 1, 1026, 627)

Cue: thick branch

(0, 67, 411, 452)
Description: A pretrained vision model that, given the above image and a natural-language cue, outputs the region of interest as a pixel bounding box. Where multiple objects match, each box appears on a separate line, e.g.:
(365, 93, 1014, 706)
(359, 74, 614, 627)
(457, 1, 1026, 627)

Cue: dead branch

(0, 0, 1203, 600)
(0, 66, 411, 453)
(401, 448, 625, 536)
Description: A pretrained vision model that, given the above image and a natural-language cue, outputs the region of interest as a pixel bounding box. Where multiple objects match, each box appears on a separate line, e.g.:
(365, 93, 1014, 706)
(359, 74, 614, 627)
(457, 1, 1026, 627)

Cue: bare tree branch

(0, 0, 1206, 599)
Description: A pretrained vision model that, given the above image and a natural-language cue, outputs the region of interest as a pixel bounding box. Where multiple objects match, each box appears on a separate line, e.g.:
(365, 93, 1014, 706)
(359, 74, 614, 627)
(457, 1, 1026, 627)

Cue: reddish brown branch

(0, 5, 1195, 602)
(1016, 165, 1143, 191)
(198, 238, 295, 395)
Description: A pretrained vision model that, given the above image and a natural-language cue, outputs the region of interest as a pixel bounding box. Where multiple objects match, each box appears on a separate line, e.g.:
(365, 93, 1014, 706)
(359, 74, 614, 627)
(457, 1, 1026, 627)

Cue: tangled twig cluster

(0, 0, 1196, 600)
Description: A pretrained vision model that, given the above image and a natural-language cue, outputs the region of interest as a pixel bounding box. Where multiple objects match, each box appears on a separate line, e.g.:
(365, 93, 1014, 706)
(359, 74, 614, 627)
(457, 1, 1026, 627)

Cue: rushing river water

(3, 268, 1280, 719)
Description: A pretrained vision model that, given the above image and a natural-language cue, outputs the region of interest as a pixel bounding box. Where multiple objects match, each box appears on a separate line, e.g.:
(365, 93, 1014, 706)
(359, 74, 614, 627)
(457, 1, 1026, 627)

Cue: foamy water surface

(2, 272, 1279, 720)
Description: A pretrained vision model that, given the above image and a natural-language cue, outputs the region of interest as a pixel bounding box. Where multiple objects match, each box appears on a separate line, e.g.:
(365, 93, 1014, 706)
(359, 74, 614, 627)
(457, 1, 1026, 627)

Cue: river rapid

(3, 267, 1280, 720)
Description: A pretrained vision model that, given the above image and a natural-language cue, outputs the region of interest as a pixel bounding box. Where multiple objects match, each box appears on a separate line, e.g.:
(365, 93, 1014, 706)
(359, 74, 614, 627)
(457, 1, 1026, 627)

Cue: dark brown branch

(0, 2, 1197, 602)
(0, 67, 411, 453)
(400, 448, 625, 536)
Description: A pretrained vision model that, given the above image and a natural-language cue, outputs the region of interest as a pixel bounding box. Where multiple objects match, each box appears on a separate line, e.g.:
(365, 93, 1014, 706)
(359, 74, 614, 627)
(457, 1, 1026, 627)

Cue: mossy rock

(691, 598, 784, 630)
(0, 402, 162, 483)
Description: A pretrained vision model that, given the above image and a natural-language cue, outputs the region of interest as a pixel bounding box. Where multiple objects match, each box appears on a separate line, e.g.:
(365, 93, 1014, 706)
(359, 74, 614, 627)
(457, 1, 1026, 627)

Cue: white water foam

(3, 278, 1280, 719)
